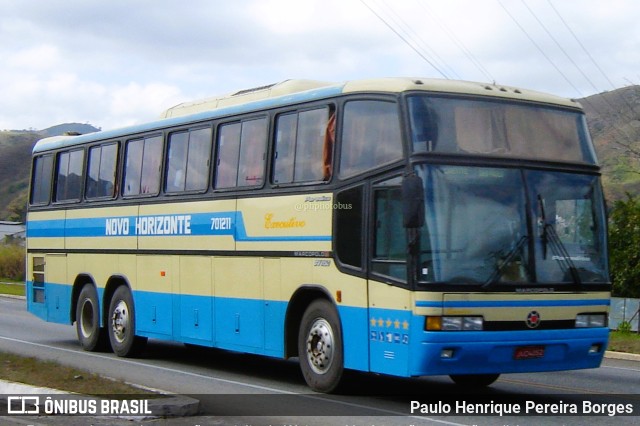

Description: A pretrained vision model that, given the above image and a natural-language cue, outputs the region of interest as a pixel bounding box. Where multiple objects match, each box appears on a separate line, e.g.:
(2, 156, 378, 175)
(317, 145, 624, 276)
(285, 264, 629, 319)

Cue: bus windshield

(408, 95, 597, 164)
(414, 165, 608, 286)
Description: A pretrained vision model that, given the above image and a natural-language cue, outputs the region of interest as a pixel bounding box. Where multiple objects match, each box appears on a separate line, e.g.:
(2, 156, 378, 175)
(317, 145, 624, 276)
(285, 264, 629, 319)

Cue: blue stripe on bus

(416, 299, 610, 308)
(26, 212, 331, 242)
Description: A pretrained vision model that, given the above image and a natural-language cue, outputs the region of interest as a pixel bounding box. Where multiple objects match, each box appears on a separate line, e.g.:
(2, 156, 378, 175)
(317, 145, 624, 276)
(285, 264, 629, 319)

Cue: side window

(340, 100, 403, 179)
(335, 185, 363, 269)
(372, 176, 407, 281)
(123, 135, 163, 196)
(273, 106, 335, 184)
(215, 117, 268, 189)
(86, 143, 118, 199)
(166, 127, 212, 193)
(55, 149, 85, 202)
(215, 123, 241, 189)
(30, 154, 54, 205)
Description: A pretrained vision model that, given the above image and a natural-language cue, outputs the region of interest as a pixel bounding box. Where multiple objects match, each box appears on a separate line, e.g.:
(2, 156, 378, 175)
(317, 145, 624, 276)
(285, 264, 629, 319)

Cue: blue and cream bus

(26, 78, 610, 392)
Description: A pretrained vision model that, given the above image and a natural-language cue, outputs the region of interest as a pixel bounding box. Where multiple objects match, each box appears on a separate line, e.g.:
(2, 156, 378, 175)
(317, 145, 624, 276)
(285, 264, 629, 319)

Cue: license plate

(514, 345, 545, 360)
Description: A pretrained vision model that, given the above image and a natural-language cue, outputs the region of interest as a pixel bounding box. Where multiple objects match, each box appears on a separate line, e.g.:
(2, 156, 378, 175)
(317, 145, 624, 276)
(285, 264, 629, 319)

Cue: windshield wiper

(483, 235, 529, 288)
(537, 195, 582, 285)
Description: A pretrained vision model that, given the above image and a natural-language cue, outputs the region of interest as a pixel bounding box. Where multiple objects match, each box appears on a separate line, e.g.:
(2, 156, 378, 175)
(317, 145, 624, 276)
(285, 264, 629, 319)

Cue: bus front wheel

(107, 286, 147, 357)
(449, 374, 500, 387)
(76, 284, 108, 351)
(298, 299, 344, 393)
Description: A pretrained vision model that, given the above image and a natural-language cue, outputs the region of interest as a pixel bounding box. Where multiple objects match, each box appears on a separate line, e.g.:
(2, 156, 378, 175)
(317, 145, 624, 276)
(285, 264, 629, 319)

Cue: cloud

(1, 0, 638, 130)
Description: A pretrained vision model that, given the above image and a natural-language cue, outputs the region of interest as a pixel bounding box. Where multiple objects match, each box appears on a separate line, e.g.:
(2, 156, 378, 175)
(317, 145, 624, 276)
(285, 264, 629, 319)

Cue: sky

(1, 0, 638, 131)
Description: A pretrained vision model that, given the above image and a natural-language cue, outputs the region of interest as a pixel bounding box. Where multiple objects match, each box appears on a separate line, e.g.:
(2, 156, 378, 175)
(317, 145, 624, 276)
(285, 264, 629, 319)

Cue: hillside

(0, 123, 99, 220)
(579, 85, 640, 200)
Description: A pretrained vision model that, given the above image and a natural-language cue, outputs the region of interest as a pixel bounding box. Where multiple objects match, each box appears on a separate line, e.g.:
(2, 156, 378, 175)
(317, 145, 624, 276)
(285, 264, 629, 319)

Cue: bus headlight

(425, 316, 483, 331)
(575, 314, 607, 328)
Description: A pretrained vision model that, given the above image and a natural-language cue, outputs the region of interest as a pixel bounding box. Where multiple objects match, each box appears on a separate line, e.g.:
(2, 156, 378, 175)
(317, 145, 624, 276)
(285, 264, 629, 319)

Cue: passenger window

(273, 107, 334, 184)
(340, 100, 403, 178)
(123, 135, 163, 196)
(166, 127, 212, 193)
(30, 154, 54, 205)
(55, 149, 85, 202)
(86, 143, 118, 199)
(215, 117, 267, 189)
(237, 118, 267, 187)
(215, 123, 241, 189)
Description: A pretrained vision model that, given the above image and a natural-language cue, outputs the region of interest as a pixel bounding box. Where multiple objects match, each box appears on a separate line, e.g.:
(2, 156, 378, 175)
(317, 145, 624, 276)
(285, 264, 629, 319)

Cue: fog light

(441, 349, 455, 359)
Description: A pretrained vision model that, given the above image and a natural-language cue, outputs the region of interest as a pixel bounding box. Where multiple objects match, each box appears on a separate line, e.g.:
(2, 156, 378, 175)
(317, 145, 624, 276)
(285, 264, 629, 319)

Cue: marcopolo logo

(526, 311, 541, 329)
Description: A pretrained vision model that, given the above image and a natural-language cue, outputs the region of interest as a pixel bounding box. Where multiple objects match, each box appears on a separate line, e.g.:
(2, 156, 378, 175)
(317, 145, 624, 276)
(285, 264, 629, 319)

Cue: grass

(0, 351, 156, 395)
(0, 281, 25, 297)
(608, 330, 640, 354)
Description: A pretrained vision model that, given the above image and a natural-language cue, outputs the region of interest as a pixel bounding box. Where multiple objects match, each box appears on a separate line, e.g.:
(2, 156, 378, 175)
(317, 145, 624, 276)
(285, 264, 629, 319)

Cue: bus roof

(33, 77, 582, 154)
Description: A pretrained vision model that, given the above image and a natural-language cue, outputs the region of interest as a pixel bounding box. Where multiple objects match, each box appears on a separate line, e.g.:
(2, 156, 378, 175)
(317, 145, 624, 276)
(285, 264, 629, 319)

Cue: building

(0, 221, 25, 245)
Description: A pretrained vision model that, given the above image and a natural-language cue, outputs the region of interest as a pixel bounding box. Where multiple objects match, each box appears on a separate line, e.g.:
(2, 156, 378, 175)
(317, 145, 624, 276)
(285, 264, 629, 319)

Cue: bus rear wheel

(298, 299, 344, 393)
(76, 284, 108, 351)
(449, 373, 500, 387)
(107, 286, 147, 357)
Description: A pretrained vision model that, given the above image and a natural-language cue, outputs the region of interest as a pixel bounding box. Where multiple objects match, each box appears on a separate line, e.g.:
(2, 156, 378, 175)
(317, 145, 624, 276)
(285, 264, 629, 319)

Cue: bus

(26, 78, 610, 393)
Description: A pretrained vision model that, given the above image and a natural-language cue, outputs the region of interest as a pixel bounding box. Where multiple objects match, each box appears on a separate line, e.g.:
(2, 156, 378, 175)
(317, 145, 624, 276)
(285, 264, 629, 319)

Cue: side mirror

(402, 173, 425, 228)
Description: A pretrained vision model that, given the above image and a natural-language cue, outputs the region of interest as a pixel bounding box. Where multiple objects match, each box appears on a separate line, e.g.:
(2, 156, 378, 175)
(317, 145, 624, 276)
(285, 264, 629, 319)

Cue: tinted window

(372, 177, 407, 281)
(335, 185, 363, 269)
(166, 127, 212, 193)
(215, 117, 267, 189)
(56, 149, 84, 202)
(30, 154, 54, 205)
(407, 96, 596, 164)
(340, 101, 402, 178)
(123, 135, 163, 196)
(273, 107, 334, 184)
(86, 143, 118, 199)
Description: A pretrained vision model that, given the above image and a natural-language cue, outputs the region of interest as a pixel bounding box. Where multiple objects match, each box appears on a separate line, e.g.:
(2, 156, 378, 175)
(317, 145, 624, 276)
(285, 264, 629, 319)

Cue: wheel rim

(79, 299, 95, 339)
(305, 318, 334, 375)
(111, 300, 129, 344)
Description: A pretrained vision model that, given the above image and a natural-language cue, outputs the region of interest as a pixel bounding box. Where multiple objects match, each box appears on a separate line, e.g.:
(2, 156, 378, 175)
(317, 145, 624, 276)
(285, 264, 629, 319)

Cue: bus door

(367, 176, 413, 377)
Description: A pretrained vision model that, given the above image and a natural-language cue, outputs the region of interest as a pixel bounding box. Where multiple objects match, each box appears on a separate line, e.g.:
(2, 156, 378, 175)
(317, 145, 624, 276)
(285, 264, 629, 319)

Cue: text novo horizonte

(105, 215, 192, 236)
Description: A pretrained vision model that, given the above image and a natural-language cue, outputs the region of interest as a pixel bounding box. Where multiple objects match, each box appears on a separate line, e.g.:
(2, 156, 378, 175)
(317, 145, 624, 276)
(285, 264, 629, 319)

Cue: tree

(7, 191, 27, 222)
(609, 194, 640, 298)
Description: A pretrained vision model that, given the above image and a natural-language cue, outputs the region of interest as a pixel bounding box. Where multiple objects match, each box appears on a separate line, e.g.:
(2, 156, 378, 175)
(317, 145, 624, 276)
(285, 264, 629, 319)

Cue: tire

(75, 284, 108, 351)
(107, 286, 147, 357)
(298, 299, 344, 393)
(449, 373, 500, 387)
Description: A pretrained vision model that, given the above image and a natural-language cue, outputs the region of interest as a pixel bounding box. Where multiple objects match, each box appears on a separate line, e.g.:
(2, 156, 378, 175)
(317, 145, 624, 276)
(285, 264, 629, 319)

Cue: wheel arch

(70, 274, 96, 324)
(284, 285, 339, 359)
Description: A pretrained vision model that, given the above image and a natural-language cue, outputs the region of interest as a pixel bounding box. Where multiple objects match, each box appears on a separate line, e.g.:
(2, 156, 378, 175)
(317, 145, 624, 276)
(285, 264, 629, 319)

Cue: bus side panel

(26, 211, 67, 323)
(263, 258, 285, 356)
(213, 257, 264, 351)
(135, 255, 174, 339)
(367, 280, 413, 376)
(178, 256, 213, 344)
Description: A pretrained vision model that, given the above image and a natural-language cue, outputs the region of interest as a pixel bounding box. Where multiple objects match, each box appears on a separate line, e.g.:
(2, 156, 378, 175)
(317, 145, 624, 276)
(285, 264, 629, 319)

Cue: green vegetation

(0, 351, 155, 395)
(0, 281, 24, 296)
(608, 194, 640, 298)
(608, 330, 640, 354)
(0, 244, 25, 282)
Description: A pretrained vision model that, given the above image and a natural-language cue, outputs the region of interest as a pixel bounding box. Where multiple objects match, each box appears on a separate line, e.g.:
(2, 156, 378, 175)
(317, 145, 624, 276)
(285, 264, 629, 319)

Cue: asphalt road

(0, 296, 639, 426)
